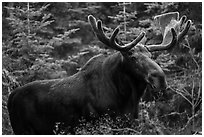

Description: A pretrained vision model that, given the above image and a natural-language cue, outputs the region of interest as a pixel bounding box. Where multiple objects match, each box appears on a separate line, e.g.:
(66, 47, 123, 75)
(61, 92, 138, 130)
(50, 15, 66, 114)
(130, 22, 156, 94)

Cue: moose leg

(9, 114, 51, 135)
(28, 117, 55, 135)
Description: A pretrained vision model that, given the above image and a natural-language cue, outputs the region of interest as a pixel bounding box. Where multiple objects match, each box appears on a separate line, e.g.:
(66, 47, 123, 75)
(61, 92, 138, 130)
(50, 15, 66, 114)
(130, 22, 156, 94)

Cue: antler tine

(147, 28, 177, 52)
(108, 24, 145, 51)
(96, 20, 123, 51)
(179, 15, 187, 28)
(88, 15, 110, 47)
(107, 25, 145, 51)
(123, 31, 145, 51)
(88, 15, 145, 52)
(178, 19, 192, 42)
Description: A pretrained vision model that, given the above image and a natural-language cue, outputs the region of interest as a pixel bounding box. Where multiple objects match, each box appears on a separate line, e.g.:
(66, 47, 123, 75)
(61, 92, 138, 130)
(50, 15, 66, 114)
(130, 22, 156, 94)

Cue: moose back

(7, 13, 191, 135)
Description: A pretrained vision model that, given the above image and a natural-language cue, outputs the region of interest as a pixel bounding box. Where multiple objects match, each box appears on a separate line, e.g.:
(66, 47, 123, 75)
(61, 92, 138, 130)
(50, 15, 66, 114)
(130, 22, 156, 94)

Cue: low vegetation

(2, 2, 202, 135)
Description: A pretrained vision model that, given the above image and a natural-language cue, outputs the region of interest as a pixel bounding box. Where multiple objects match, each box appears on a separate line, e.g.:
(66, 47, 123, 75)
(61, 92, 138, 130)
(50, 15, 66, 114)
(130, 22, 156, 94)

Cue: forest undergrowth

(2, 2, 202, 135)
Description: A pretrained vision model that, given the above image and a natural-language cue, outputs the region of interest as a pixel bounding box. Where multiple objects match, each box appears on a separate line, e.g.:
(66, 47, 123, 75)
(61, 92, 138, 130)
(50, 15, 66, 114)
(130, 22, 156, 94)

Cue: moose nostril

(161, 80, 167, 89)
(162, 84, 167, 90)
(148, 72, 167, 90)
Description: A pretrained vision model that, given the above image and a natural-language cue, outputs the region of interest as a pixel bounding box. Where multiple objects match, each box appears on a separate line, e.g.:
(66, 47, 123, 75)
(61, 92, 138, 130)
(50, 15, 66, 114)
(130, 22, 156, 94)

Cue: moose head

(88, 12, 191, 91)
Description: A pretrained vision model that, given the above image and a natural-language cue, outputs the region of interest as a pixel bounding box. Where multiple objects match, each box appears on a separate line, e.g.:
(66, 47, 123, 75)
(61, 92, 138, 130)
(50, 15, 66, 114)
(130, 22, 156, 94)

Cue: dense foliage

(2, 2, 202, 135)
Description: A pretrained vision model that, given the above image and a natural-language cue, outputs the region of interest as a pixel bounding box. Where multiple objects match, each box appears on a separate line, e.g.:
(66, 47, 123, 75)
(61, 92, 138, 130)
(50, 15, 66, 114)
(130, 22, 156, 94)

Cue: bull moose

(7, 12, 191, 134)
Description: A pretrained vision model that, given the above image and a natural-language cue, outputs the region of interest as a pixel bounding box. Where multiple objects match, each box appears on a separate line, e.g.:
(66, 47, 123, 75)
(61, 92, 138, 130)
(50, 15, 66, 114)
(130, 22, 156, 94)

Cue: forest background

(2, 2, 202, 135)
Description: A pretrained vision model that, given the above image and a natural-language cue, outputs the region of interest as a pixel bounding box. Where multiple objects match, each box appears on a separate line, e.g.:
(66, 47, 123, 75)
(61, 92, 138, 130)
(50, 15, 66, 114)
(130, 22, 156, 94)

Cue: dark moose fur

(7, 14, 191, 134)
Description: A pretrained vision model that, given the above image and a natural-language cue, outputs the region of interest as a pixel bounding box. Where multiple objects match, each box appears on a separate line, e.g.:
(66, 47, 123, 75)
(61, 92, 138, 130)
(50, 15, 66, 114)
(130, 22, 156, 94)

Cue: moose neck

(102, 52, 147, 101)
(102, 52, 123, 74)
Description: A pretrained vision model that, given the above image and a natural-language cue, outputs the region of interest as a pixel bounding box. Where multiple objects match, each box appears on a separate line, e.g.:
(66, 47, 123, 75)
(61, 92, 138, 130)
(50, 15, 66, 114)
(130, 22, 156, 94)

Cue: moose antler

(147, 12, 191, 52)
(88, 15, 145, 52)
